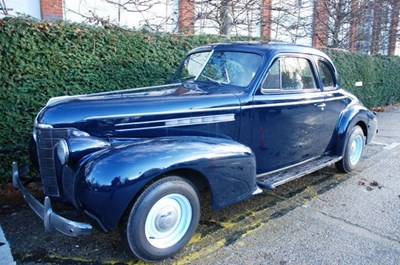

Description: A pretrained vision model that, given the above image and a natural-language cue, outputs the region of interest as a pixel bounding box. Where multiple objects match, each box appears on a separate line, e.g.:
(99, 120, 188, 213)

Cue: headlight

(56, 139, 69, 165)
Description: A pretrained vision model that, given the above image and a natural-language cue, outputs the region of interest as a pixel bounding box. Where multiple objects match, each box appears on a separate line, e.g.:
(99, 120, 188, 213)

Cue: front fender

(77, 136, 256, 232)
(335, 103, 377, 156)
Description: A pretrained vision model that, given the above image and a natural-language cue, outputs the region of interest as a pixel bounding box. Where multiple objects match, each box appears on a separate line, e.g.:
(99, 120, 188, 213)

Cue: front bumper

(12, 162, 92, 237)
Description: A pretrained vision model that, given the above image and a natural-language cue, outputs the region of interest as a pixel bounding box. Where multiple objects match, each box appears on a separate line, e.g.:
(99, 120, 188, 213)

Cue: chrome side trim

(258, 89, 347, 99)
(242, 95, 349, 110)
(244, 99, 323, 109)
(12, 162, 92, 237)
(115, 114, 235, 132)
(84, 106, 240, 121)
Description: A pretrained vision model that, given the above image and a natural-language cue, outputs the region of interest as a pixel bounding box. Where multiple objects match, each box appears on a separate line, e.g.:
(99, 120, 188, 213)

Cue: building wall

(64, 0, 178, 32)
(40, 0, 63, 21)
(0, 0, 41, 19)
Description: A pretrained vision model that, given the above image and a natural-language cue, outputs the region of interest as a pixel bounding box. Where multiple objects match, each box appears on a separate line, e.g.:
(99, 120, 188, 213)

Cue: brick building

(40, 0, 63, 21)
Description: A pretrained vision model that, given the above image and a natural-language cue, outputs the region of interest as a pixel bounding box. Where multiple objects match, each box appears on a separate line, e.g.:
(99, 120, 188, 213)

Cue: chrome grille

(36, 127, 69, 196)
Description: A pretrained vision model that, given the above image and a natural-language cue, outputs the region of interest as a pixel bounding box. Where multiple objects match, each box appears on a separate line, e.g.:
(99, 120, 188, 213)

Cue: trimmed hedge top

(0, 17, 399, 183)
(325, 49, 400, 107)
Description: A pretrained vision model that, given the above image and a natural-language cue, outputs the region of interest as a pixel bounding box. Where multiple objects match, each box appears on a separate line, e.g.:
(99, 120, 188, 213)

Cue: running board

(256, 155, 342, 189)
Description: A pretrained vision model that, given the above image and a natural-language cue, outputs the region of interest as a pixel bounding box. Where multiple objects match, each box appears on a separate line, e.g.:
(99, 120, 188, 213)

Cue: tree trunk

(388, 0, 399, 55)
(331, 1, 345, 48)
(220, 0, 233, 35)
(349, 0, 359, 51)
(312, 0, 329, 48)
(260, 0, 272, 40)
(370, 1, 383, 55)
(179, 0, 195, 34)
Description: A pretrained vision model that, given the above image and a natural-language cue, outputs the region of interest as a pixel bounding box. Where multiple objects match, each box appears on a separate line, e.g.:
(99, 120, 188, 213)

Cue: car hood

(36, 83, 242, 138)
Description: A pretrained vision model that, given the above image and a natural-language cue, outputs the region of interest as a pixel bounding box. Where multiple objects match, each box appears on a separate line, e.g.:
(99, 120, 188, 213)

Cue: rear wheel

(336, 125, 365, 173)
(123, 176, 200, 262)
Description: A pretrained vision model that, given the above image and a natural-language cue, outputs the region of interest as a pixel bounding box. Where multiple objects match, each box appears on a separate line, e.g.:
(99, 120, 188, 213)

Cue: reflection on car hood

(36, 83, 241, 137)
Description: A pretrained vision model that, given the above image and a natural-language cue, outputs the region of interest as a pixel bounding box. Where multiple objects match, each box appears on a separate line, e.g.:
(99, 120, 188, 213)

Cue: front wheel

(336, 125, 365, 173)
(123, 176, 200, 262)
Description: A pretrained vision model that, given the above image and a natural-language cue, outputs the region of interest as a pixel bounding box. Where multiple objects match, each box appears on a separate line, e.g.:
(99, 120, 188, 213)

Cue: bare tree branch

(0, 0, 9, 16)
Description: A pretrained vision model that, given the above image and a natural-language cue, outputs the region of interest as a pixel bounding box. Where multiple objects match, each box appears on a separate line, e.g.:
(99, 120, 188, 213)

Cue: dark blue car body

(14, 43, 377, 255)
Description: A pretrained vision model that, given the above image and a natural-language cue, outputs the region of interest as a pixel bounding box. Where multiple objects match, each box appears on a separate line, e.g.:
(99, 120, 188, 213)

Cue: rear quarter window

(317, 59, 336, 90)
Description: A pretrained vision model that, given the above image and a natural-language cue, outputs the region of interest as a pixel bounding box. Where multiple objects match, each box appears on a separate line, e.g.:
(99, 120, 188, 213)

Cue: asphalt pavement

(187, 106, 400, 265)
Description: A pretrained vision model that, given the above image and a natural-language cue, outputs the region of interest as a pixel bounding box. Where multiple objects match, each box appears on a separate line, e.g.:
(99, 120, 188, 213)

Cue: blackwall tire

(124, 176, 200, 262)
(336, 125, 365, 173)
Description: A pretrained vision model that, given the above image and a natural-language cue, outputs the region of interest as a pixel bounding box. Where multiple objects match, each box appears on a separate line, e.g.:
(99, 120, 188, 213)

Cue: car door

(315, 57, 350, 152)
(250, 55, 326, 174)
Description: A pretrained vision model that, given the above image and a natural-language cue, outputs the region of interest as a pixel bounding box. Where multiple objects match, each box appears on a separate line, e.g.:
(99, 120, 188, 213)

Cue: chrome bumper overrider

(12, 162, 92, 237)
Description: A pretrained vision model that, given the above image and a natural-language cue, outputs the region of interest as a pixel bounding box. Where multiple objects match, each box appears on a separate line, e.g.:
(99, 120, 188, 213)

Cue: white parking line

(371, 141, 400, 150)
(371, 141, 389, 146)
(384, 142, 400, 150)
(0, 226, 16, 265)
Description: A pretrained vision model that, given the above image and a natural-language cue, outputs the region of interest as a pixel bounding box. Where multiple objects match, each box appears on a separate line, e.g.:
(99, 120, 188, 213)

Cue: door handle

(314, 103, 326, 109)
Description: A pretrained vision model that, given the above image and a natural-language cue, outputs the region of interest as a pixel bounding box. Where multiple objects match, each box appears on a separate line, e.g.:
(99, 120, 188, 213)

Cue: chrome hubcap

(349, 135, 363, 165)
(145, 194, 192, 249)
(155, 206, 179, 232)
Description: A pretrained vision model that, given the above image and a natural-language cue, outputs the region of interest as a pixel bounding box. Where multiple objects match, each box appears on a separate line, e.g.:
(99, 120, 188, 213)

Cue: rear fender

(334, 103, 376, 156)
(77, 136, 256, 231)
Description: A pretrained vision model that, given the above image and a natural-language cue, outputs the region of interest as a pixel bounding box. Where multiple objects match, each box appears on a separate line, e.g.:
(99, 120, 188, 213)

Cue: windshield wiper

(200, 75, 224, 85)
(177, 75, 196, 82)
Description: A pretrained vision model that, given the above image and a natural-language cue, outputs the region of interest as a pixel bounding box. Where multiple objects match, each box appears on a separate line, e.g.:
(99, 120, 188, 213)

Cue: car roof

(189, 42, 330, 59)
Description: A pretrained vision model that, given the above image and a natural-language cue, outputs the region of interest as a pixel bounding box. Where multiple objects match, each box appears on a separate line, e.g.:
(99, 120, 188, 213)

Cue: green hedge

(324, 49, 400, 107)
(0, 18, 224, 183)
(0, 18, 399, 183)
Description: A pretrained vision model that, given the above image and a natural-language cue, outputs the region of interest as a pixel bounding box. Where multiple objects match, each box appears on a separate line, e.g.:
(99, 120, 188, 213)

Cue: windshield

(175, 50, 263, 87)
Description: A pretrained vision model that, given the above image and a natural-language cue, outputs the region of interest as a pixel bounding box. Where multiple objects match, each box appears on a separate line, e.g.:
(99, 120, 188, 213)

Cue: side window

(281, 57, 317, 90)
(262, 56, 317, 92)
(318, 60, 336, 89)
(262, 59, 280, 90)
(281, 57, 303, 90)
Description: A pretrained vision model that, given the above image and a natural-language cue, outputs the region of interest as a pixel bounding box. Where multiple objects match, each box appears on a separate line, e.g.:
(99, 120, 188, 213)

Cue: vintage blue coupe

(13, 43, 377, 261)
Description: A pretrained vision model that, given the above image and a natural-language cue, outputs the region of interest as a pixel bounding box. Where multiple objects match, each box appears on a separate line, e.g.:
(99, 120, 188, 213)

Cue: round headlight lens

(56, 139, 69, 165)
